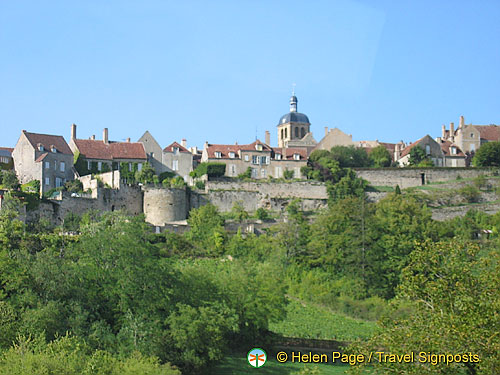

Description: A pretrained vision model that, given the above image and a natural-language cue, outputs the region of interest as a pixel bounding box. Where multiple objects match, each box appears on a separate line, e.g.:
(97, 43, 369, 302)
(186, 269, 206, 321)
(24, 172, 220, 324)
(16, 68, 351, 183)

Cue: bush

(21, 180, 40, 194)
(192, 162, 226, 178)
(159, 171, 176, 182)
(238, 167, 252, 179)
(2, 170, 20, 190)
(195, 181, 205, 190)
(255, 207, 270, 221)
(459, 185, 481, 203)
(283, 169, 294, 180)
(64, 179, 83, 193)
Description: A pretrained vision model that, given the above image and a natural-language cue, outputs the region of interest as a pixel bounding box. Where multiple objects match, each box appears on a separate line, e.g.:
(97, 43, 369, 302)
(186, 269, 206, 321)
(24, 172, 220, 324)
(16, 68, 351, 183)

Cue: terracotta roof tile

(74, 139, 146, 160)
(273, 147, 308, 160)
(439, 140, 465, 157)
(23, 131, 72, 155)
(163, 142, 190, 153)
(206, 140, 272, 159)
(35, 153, 49, 162)
(474, 125, 500, 142)
(399, 137, 425, 158)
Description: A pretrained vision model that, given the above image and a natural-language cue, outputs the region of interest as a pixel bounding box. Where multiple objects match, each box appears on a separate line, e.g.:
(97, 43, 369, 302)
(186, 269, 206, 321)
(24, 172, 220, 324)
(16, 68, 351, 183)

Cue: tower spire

(290, 84, 297, 112)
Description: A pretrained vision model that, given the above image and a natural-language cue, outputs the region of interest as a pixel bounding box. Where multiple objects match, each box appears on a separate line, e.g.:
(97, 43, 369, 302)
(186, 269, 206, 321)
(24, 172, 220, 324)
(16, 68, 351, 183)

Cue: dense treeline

(0, 185, 499, 374)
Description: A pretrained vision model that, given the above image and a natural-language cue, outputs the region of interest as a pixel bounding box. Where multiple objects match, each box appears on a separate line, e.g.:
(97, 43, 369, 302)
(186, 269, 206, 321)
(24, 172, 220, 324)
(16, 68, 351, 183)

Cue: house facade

(69, 124, 147, 175)
(163, 141, 193, 180)
(12, 131, 74, 193)
(202, 140, 307, 179)
(0, 147, 14, 170)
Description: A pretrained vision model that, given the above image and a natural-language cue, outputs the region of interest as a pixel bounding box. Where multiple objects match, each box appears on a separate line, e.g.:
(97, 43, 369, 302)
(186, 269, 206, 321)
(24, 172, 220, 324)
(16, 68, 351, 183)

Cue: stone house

(138, 131, 165, 174)
(163, 141, 194, 180)
(202, 139, 307, 179)
(314, 127, 355, 151)
(12, 130, 75, 193)
(396, 135, 447, 167)
(69, 124, 147, 175)
(439, 116, 500, 154)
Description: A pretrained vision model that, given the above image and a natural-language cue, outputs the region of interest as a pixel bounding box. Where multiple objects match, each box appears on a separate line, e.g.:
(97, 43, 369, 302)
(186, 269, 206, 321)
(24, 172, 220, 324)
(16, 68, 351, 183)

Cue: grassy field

(205, 354, 352, 374)
(269, 300, 379, 341)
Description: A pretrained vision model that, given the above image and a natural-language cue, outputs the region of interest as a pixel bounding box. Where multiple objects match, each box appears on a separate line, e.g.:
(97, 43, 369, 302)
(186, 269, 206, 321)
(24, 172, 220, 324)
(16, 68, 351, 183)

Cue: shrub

(64, 179, 83, 193)
(2, 170, 20, 190)
(238, 167, 252, 179)
(255, 207, 270, 221)
(21, 180, 41, 194)
(195, 181, 205, 190)
(193, 162, 226, 178)
(159, 171, 176, 182)
(283, 169, 294, 180)
(459, 185, 480, 203)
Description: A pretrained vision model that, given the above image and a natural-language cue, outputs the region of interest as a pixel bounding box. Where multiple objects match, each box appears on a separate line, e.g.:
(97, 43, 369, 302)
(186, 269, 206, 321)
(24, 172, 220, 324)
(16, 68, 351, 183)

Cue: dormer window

(293, 153, 300, 160)
(470, 133, 474, 138)
(173, 147, 179, 154)
(38, 144, 44, 151)
(229, 152, 235, 158)
(275, 153, 282, 160)
(215, 151, 222, 158)
(255, 144, 263, 151)
(451, 146, 457, 155)
(51, 146, 57, 153)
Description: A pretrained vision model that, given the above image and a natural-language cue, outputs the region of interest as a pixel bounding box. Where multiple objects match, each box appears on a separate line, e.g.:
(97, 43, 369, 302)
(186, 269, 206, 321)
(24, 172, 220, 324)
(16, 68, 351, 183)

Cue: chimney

(450, 122, 454, 137)
(459, 115, 465, 129)
(204, 141, 209, 150)
(191, 146, 198, 155)
(126, 137, 131, 143)
(325, 127, 328, 136)
(103, 128, 109, 144)
(442, 124, 446, 139)
(181, 139, 187, 148)
(265, 131, 270, 146)
(71, 123, 77, 140)
(90, 135, 95, 140)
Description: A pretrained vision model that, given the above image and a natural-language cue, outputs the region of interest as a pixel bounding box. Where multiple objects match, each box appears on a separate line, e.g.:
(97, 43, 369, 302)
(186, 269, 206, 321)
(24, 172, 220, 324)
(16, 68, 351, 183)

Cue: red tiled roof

(35, 153, 49, 162)
(74, 139, 146, 160)
(23, 131, 72, 155)
(163, 142, 190, 153)
(206, 140, 272, 159)
(0, 147, 14, 154)
(273, 147, 308, 160)
(400, 137, 425, 158)
(474, 125, 500, 141)
(439, 140, 465, 157)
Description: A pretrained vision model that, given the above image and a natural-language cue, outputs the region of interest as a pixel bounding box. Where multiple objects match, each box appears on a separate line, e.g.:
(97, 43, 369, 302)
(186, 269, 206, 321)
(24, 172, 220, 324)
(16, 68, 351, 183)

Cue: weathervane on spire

(292, 83, 296, 96)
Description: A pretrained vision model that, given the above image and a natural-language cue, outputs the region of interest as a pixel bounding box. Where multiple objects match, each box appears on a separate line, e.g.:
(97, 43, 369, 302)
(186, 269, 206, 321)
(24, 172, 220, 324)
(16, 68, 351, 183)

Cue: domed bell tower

(277, 92, 311, 148)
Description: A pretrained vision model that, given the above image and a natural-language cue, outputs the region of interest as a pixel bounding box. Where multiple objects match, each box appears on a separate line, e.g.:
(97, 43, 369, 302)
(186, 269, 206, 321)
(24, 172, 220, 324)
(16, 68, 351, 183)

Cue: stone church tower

(277, 94, 311, 148)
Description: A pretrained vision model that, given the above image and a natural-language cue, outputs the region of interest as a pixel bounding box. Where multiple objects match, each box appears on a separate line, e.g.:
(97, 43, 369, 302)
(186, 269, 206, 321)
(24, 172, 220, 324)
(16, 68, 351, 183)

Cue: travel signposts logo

(247, 348, 267, 368)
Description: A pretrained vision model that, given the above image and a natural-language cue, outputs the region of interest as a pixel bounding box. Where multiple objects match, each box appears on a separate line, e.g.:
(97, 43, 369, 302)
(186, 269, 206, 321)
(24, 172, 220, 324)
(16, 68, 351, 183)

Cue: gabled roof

(35, 153, 49, 162)
(206, 140, 272, 159)
(272, 147, 308, 160)
(439, 140, 465, 157)
(474, 125, 500, 141)
(400, 137, 426, 158)
(74, 139, 147, 160)
(23, 131, 72, 155)
(0, 147, 13, 158)
(163, 142, 190, 153)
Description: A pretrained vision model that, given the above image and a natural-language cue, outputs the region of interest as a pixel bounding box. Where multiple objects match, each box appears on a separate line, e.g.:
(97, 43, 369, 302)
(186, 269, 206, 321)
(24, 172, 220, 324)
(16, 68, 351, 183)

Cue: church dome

(278, 112, 310, 125)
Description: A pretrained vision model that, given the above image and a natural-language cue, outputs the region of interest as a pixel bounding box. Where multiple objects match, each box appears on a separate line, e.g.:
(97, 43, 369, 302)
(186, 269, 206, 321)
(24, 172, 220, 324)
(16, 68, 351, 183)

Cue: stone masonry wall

(355, 168, 498, 189)
(143, 187, 188, 225)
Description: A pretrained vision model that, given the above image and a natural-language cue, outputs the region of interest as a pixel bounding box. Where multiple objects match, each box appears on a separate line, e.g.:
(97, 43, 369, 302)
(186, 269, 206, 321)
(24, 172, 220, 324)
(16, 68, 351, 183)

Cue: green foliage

(408, 145, 427, 166)
(73, 150, 89, 176)
(170, 176, 186, 188)
(237, 167, 252, 179)
(473, 174, 488, 190)
(135, 162, 156, 184)
(269, 299, 379, 341)
(158, 171, 176, 182)
(329, 146, 372, 168)
(2, 170, 20, 190)
(0, 335, 180, 375)
(192, 162, 226, 178)
(64, 179, 83, 193)
(186, 204, 226, 255)
(254, 207, 270, 221)
(369, 145, 392, 167)
(120, 162, 140, 184)
(0, 157, 14, 171)
(472, 140, 500, 166)
(63, 212, 81, 232)
(459, 184, 481, 203)
(194, 180, 205, 190)
(327, 169, 368, 203)
(21, 179, 40, 194)
(229, 201, 249, 222)
(283, 168, 294, 179)
(395, 184, 401, 194)
(349, 241, 500, 374)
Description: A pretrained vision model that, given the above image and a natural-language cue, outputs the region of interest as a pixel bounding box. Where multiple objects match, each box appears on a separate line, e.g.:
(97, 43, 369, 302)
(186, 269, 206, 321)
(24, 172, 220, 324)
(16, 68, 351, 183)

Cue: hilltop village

(1, 94, 499, 228)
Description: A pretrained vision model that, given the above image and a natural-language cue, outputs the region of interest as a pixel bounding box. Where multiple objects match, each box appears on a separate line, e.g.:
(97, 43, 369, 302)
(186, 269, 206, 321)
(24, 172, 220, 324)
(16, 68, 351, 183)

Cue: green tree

(283, 168, 294, 179)
(408, 146, 427, 166)
(2, 170, 20, 190)
(186, 204, 226, 255)
(230, 201, 249, 222)
(472, 141, 500, 166)
(369, 145, 392, 167)
(135, 163, 156, 184)
(329, 146, 372, 168)
(327, 169, 368, 202)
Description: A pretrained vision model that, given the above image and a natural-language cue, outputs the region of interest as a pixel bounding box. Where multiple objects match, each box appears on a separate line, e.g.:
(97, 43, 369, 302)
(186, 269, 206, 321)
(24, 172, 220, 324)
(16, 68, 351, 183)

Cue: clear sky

(1, 0, 499, 149)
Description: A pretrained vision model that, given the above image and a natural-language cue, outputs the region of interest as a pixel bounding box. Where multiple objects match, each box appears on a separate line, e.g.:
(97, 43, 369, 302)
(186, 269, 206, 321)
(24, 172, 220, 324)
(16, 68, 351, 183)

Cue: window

(137, 163, 143, 171)
(229, 152, 235, 158)
(425, 145, 431, 155)
(87, 161, 91, 170)
(215, 151, 222, 158)
(261, 169, 266, 177)
(301, 128, 306, 138)
(293, 153, 300, 160)
(55, 177, 63, 188)
(173, 147, 179, 154)
(38, 144, 44, 151)
(295, 127, 299, 137)
(260, 156, 268, 165)
(172, 160, 179, 171)
(275, 153, 282, 160)
(45, 177, 50, 186)
(128, 163, 132, 172)
(275, 166, 283, 178)
(281, 129, 284, 140)
(451, 146, 457, 155)
(0, 157, 7, 163)
(230, 164, 236, 175)
(45, 161, 50, 169)
(98, 161, 102, 171)
(470, 133, 474, 138)
(470, 144, 475, 152)
(284, 128, 287, 138)
(251, 168, 258, 178)
(54, 160, 57, 170)
(51, 146, 57, 153)
(244, 155, 249, 162)
(60, 161, 65, 172)
(252, 155, 258, 165)
(255, 144, 263, 151)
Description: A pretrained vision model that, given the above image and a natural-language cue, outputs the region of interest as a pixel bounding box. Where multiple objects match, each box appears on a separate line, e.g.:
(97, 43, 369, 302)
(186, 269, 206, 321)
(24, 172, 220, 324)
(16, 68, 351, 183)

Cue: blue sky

(1, 0, 499, 149)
